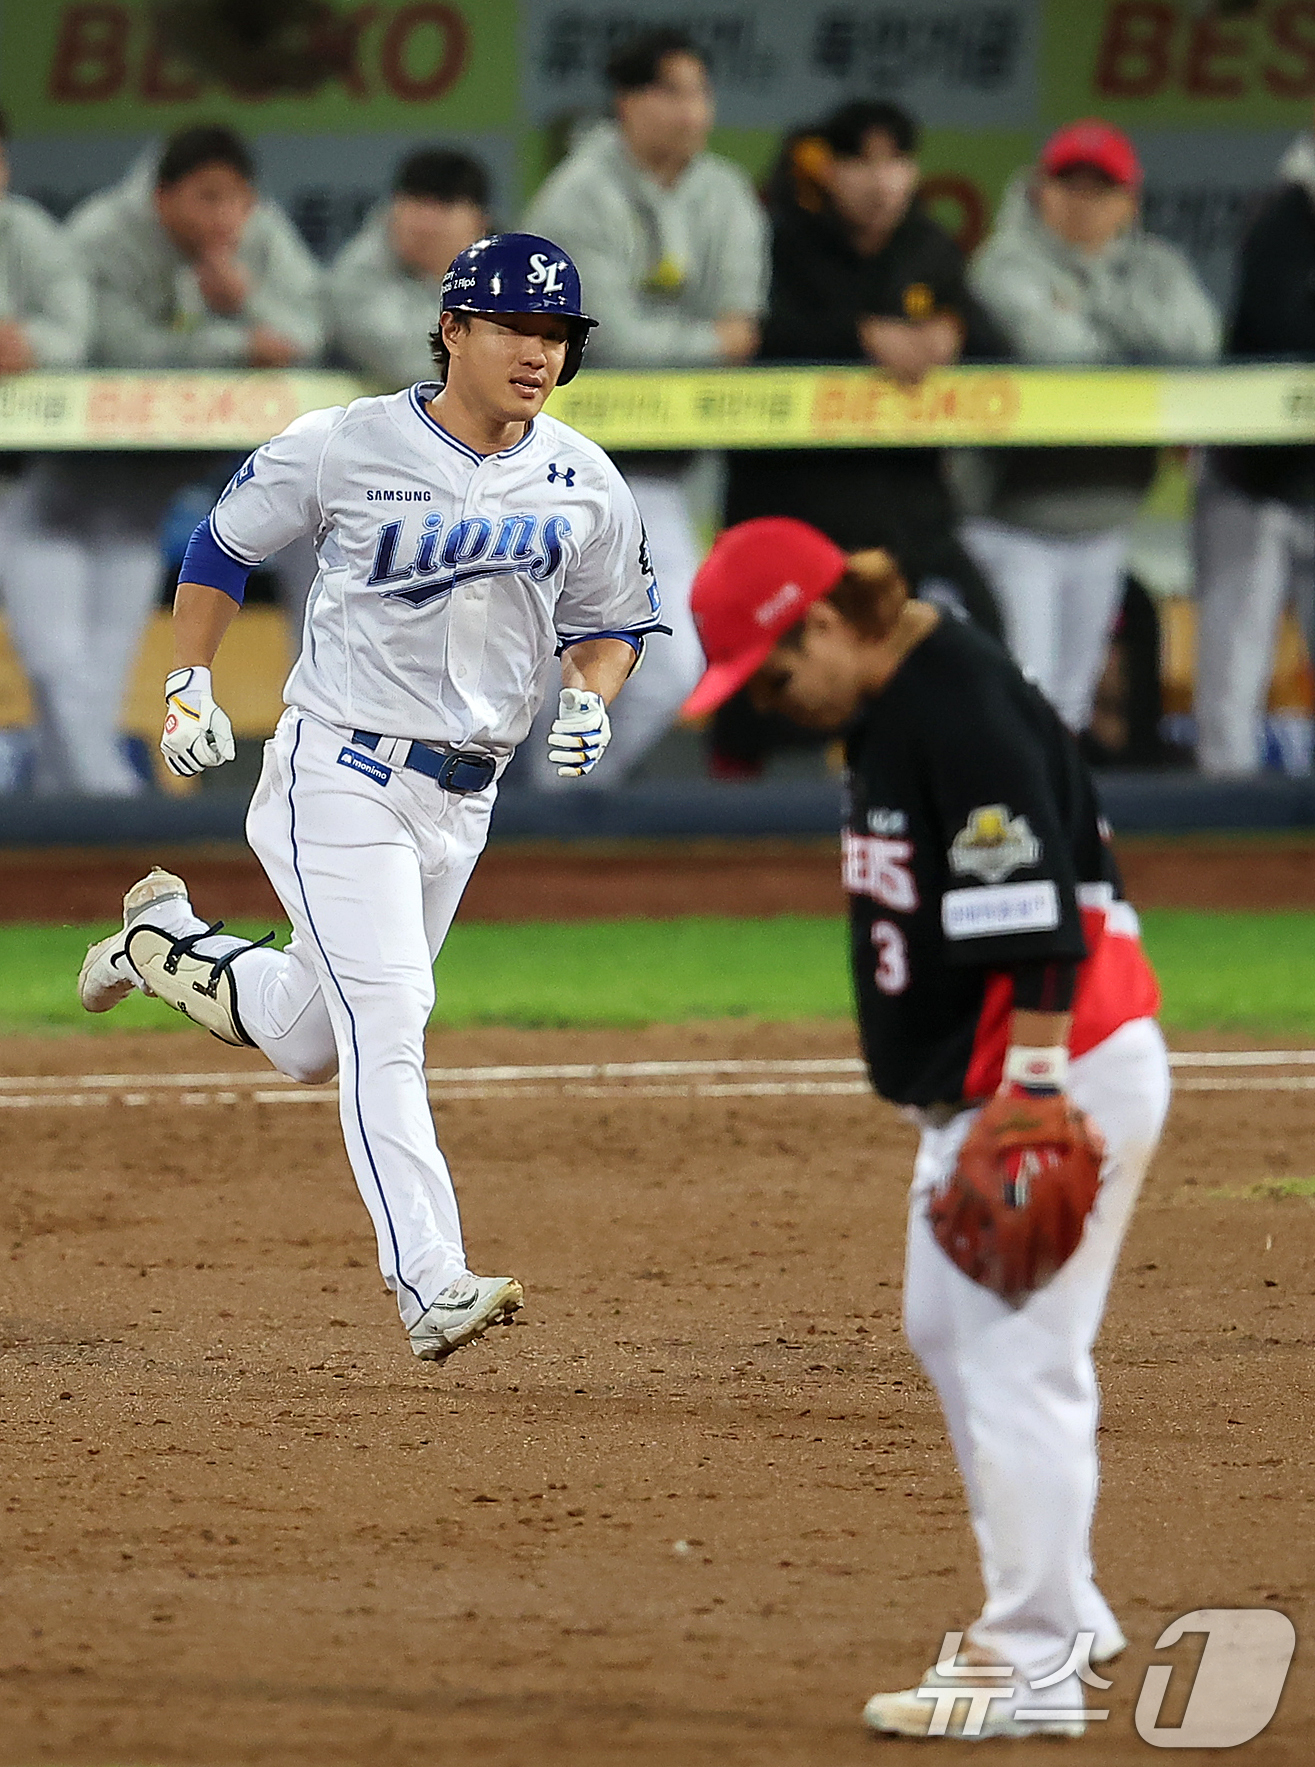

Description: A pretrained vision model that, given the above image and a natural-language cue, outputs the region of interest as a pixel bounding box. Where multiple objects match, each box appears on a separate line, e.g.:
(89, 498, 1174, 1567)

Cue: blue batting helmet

(440, 232, 597, 384)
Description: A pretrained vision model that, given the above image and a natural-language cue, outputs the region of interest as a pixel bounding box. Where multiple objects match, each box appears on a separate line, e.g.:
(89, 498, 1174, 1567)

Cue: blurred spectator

(964, 120, 1219, 736)
(83, 125, 321, 369)
(522, 28, 768, 785)
(724, 100, 1007, 628)
(713, 99, 1006, 776)
(1194, 125, 1315, 776)
(0, 111, 88, 373)
(4, 126, 324, 794)
(330, 147, 491, 389)
(0, 108, 91, 792)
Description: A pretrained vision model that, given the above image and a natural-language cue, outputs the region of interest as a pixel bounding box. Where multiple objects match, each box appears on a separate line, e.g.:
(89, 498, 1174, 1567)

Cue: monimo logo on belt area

(338, 747, 392, 786)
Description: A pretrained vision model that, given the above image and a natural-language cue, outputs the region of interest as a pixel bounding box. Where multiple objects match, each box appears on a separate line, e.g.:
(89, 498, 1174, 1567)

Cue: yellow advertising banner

(2, 366, 1315, 449)
(549, 364, 1315, 448)
(0, 372, 366, 449)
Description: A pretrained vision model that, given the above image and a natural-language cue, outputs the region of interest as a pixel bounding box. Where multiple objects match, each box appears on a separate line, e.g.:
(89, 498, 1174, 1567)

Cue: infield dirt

(0, 1019, 1309, 1765)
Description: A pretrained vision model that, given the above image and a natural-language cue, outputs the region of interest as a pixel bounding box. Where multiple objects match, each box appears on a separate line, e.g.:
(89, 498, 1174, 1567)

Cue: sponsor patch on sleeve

(949, 804, 1040, 884)
(941, 880, 1060, 940)
(338, 746, 392, 786)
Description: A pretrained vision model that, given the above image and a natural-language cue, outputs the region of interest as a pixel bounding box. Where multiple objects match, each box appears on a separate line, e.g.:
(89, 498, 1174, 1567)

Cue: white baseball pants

(1193, 470, 1315, 776)
(145, 710, 493, 1326)
(527, 466, 705, 788)
(960, 519, 1130, 733)
(903, 1017, 1170, 1704)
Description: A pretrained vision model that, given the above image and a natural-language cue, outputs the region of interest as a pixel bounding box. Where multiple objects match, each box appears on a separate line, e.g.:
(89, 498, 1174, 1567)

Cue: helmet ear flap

(558, 320, 590, 386)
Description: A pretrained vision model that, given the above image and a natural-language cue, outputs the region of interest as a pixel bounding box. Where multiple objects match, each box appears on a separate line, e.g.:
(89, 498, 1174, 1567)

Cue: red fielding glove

(928, 1084, 1106, 1305)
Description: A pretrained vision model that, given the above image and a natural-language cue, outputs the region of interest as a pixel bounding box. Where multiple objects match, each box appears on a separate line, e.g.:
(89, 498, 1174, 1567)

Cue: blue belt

(351, 731, 497, 795)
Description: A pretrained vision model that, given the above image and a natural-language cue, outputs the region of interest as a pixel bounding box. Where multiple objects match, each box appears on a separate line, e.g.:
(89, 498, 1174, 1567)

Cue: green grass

(2, 908, 1314, 1037)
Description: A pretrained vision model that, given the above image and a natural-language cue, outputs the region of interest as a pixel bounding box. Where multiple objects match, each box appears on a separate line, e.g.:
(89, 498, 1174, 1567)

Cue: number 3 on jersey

(871, 920, 910, 996)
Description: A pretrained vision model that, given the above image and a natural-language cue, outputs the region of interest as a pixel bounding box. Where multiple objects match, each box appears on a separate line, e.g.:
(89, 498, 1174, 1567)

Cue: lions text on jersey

(201, 382, 661, 751)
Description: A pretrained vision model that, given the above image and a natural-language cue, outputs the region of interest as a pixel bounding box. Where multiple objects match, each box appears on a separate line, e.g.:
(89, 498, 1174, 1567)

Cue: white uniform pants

(528, 466, 705, 788)
(1193, 470, 1315, 776)
(146, 711, 493, 1326)
(903, 1018, 1170, 1700)
(960, 519, 1130, 733)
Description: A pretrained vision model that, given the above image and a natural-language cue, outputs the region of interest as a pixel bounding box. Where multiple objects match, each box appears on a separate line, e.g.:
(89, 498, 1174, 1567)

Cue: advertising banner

(0, 0, 515, 133)
(4, 366, 1315, 449)
(521, 1, 1039, 130)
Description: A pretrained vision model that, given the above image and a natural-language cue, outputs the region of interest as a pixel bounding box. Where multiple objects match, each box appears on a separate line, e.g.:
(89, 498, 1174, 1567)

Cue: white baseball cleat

(409, 1274, 524, 1361)
(78, 866, 189, 1013)
(863, 1643, 1087, 1742)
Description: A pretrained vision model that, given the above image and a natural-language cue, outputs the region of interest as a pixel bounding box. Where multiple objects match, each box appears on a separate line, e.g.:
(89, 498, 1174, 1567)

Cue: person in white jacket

(6, 126, 324, 794)
(0, 111, 93, 792)
(964, 120, 1219, 737)
(522, 27, 768, 785)
(329, 147, 491, 390)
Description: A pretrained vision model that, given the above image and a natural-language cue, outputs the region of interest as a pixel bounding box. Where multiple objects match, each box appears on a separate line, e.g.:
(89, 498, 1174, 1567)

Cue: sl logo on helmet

(528, 253, 567, 293)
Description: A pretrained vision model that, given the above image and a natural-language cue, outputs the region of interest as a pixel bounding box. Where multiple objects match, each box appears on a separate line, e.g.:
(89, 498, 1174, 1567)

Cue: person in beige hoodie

(522, 28, 768, 785)
(329, 147, 492, 391)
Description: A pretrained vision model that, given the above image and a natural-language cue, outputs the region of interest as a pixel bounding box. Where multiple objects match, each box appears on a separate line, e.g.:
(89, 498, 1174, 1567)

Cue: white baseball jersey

(208, 382, 662, 753)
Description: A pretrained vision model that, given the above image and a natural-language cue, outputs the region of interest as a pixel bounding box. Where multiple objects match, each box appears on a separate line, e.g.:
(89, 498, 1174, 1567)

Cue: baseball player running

(682, 518, 1168, 1741)
(78, 233, 665, 1362)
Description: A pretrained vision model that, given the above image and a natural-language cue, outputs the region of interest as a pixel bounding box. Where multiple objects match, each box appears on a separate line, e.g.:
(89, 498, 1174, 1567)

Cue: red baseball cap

(1041, 119, 1141, 188)
(682, 517, 849, 719)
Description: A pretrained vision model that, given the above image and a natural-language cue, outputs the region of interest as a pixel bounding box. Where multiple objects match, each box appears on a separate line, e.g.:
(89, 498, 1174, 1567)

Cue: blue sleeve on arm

(179, 518, 254, 606)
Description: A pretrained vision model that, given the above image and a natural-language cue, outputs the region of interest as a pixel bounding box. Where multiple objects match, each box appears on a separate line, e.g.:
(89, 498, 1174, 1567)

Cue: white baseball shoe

(863, 1641, 1087, 1742)
(78, 866, 190, 1013)
(409, 1274, 524, 1361)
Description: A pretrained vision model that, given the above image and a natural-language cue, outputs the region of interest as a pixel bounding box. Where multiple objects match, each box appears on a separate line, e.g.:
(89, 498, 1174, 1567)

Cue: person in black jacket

(713, 100, 1009, 775)
(1193, 133, 1315, 775)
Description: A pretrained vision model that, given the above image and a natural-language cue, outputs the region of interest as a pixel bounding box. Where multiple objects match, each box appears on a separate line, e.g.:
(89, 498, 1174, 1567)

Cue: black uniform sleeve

(1011, 958, 1077, 1012)
(922, 674, 1087, 969)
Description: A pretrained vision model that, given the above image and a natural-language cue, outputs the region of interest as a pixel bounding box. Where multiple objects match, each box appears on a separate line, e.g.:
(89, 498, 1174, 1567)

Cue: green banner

(1043, 0, 1315, 129)
(0, 0, 516, 133)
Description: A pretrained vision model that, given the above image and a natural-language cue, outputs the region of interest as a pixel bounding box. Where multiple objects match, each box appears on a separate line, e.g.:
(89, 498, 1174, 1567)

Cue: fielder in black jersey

(683, 518, 1169, 1742)
(841, 613, 1147, 1108)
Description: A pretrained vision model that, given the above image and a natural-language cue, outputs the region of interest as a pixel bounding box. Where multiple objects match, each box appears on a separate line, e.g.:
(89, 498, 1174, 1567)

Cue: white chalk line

(1, 1050, 1314, 1110)
(0, 1057, 865, 1094)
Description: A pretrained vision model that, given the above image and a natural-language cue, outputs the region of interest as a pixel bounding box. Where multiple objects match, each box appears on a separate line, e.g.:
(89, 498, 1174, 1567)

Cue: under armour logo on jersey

(527, 252, 567, 293)
(547, 463, 575, 487)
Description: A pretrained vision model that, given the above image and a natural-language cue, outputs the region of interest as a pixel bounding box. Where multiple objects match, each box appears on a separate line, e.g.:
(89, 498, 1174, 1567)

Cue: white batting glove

(547, 687, 611, 778)
(160, 666, 236, 776)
